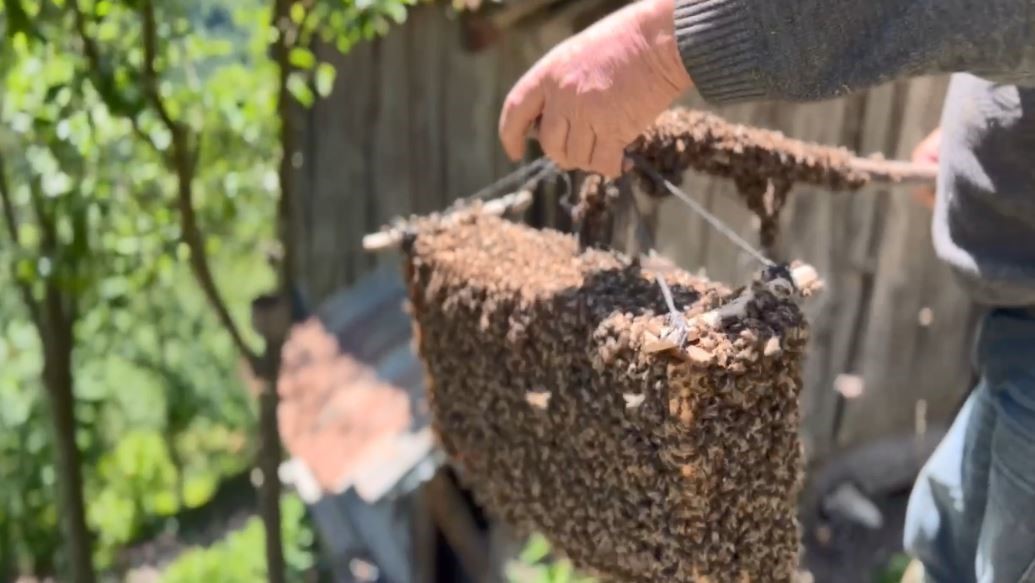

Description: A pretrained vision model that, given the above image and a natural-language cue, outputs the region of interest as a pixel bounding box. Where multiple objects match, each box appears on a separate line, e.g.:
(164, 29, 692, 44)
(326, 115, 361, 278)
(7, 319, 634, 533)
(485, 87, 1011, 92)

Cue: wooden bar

(362, 189, 534, 252)
(424, 472, 489, 583)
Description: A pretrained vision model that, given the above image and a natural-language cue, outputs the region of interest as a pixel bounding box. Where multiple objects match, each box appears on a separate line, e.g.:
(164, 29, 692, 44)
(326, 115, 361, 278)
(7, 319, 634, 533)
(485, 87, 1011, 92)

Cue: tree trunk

(260, 0, 302, 580)
(40, 291, 95, 583)
(257, 348, 286, 583)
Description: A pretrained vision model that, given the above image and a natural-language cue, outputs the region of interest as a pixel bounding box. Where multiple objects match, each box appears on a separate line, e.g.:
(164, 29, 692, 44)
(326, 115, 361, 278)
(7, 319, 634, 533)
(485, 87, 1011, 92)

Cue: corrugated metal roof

(278, 267, 433, 502)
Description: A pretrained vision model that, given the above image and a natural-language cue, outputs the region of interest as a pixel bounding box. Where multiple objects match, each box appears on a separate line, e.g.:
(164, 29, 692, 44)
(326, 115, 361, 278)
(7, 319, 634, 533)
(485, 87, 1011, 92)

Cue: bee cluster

(403, 213, 809, 582)
(614, 108, 868, 247)
(629, 108, 869, 194)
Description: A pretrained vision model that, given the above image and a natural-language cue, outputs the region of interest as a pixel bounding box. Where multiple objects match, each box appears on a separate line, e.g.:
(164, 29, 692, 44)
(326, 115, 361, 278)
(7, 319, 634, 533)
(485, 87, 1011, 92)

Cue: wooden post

(424, 472, 489, 582)
(410, 491, 438, 583)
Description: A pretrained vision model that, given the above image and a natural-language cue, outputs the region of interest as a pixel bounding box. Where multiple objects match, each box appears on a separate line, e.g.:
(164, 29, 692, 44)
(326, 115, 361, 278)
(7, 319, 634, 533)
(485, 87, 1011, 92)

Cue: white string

(467, 157, 556, 202)
(628, 155, 775, 268)
(446, 154, 773, 272)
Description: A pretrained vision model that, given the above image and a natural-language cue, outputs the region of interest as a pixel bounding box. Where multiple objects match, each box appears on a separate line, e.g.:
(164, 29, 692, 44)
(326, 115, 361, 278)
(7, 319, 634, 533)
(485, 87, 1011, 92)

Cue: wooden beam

(424, 471, 490, 582)
(847, 157, 937, 185)
(362, 189, 534, 252)
(410, 491, 438, 583)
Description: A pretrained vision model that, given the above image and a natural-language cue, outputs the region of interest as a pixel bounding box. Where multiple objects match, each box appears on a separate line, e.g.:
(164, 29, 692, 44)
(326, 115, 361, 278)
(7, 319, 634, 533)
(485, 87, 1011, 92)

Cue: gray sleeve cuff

(674, 0, 766, 103)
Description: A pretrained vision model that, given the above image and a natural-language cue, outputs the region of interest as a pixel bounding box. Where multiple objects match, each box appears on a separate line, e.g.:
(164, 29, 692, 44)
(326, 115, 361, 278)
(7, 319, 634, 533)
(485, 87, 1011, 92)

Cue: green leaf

(288, 47, 315, 70)
(335, 35, 354, 54)
(520, 533, 552, 564)
(315, 63, 336, 98)
(15, 258, 36, 283)
(382, 0, 409, 24)
(160, 495, 314, 583)
(44, 84, 66, 104)
(2, 0, 42, 43)
(289, 2, 306, 24)
(371, 14, 391, 36)
(286, 72, 314, 107)
(552, 561, 573, 583)
(183, 472, 217, 508)
(150, 489, 178, 516)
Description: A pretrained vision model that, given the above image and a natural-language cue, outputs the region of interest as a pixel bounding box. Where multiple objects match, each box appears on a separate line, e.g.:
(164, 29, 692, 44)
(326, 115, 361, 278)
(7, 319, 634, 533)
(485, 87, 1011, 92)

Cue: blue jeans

(904, 308, 1035, 583)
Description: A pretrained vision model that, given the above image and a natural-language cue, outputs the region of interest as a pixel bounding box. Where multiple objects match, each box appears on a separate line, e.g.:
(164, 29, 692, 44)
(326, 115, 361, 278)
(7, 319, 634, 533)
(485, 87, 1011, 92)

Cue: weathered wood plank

(292, 88, 317, 296)
(839, 76, 974, 448)
(407, 6, 449, 215)
(795, 85, 900, 459)
(303, 40, 378, 303)
(409, 490, 438, 583)
(443, 20, 502, 202)
(371, 28, 414, 273)
(425, 472, 489, 582)
(762, 97, 855, 460)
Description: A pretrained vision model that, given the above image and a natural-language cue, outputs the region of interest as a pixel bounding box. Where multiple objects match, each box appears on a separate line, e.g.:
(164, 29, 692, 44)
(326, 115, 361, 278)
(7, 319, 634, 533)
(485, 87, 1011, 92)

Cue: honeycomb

(402, 214, 808, 582)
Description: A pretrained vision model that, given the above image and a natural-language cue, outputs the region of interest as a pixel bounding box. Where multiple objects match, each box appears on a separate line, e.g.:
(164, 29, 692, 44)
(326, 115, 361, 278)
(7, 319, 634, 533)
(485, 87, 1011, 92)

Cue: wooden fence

(290, 2, 977, 469)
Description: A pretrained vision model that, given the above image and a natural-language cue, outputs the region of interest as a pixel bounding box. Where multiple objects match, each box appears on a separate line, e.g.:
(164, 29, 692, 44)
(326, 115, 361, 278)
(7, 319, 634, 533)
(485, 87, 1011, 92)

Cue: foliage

(86, 426, 251, 566)
(506, 534, 597, 583)
(875, 553, 914, 583)
(263, 0, 419, 108)
(160, 495, 315, 583)
(0, 0, 275, 577)
(0, 315, 61, 573)
(0, 0, 423, 578)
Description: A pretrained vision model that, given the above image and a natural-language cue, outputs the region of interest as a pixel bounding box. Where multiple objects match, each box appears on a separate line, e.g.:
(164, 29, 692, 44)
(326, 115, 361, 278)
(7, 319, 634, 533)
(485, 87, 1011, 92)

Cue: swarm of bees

(622, 107, 869, 248)
(629, 108, 869, 194)
(402, 213, 809, 582)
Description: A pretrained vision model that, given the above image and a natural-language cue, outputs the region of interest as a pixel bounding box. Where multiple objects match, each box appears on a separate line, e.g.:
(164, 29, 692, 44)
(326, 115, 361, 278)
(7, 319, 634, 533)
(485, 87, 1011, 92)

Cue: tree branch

(67, 0, 165, 158)
(137, 0, 260, 366)
(0, 152, 24, 247)
(67, 0, 142, 116)
(128, 118, 164, 158)
(272, 0, 300, 293)
(0, 150, 42, 327)
(140, 0, 179, 137)
(253, 5, 304, 583)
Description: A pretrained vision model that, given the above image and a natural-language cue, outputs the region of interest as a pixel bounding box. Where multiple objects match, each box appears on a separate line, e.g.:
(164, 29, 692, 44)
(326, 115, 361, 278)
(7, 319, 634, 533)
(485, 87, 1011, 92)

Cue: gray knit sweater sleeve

(674, 0, 1035, 103)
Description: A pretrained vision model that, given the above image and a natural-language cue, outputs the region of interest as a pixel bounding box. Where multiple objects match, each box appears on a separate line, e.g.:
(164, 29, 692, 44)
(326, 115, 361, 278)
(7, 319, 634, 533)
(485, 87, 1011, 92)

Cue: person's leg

(972, 309, 1035, 583)
(903, 383, 996, 583)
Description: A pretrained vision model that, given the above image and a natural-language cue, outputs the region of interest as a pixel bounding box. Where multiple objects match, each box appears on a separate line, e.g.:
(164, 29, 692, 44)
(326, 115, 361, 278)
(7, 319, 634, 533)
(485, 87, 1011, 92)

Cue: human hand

(911, 128, 941, 209)
(497, 0, 692, 178)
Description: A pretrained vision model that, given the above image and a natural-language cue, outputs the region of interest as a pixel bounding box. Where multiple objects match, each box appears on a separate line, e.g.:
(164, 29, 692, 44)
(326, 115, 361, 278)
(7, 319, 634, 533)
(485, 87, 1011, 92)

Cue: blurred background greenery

(0, 0, 411, 580)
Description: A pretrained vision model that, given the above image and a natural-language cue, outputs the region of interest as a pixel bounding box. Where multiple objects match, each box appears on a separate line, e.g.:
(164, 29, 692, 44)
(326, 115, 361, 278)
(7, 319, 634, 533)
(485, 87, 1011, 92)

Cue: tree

(0, 34, 128, 579)
(0, 29, 131, 580)
(1, 0, 415, 579)
(0, 158, 93, 582)
(1, 1, 277, 579)
(60, 0, 294, 577)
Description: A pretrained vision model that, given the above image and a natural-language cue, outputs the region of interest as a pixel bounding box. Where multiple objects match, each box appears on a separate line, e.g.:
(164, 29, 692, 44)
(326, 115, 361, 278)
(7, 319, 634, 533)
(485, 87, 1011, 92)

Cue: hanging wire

(466, 156, 556, 202)
(380, 151, 773, 277)
(655, 270, 681, 317)
(627, 154, 775, 268)
(615, 178, 686, 324)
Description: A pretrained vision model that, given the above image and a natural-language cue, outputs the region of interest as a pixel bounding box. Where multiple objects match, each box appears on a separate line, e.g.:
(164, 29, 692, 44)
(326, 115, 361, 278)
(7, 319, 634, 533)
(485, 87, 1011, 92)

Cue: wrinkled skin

(498, 0, 692, 177)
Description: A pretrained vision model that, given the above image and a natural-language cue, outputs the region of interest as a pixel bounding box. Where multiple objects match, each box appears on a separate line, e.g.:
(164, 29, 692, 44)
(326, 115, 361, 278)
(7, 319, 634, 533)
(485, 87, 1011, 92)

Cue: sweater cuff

(673, 0, 766, 103)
